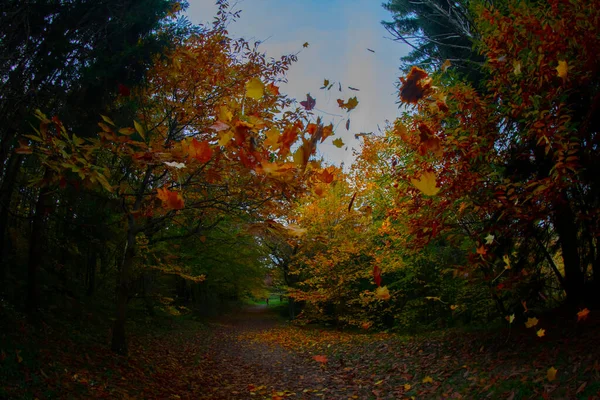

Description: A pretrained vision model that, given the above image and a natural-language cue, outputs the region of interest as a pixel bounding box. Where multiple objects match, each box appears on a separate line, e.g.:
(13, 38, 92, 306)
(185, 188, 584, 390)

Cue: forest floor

(1, 304, 600, 399)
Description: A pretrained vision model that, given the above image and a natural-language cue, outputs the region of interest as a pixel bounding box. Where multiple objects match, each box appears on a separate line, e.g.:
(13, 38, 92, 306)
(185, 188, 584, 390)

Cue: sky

(186, 0, 410, 167)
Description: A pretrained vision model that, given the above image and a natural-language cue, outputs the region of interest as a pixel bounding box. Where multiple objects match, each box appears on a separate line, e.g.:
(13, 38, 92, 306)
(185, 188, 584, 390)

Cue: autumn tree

(379, 0, 599, 315)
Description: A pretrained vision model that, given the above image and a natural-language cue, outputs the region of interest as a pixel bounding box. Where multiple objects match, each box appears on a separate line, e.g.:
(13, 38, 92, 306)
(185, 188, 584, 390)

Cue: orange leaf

(577, 308, 590, 322)
(313, 355, 328, 363)
(156, 187, 184, 210)
(184, 138, 212, 163)
(525, 317, 539, 328)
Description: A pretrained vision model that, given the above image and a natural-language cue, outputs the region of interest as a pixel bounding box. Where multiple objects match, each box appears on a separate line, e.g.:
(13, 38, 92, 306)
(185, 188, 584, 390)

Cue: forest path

(197, 305, 336, 399)
(6, 305, 600, 399)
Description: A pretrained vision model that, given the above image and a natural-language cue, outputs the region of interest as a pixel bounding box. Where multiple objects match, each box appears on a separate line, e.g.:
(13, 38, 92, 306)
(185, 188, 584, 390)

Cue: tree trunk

(553, 196, 584, 306)
(87, 247, 96, 296)
(26, 168, 53, 314)
(0, 153, 22, 287)
(111, 221, 135, 355)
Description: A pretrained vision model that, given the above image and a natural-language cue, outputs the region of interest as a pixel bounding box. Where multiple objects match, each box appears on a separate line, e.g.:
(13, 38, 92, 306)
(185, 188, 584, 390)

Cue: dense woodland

(1, 0, 599, 398)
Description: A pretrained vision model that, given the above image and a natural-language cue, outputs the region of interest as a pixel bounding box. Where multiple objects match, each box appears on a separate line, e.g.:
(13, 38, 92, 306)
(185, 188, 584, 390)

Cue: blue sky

(187, 0, 410, 166)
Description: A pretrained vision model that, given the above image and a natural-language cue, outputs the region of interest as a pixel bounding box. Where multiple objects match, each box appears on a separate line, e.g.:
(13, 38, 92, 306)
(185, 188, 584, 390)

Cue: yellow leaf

(293, 146, 306, 168)
(503, 254, 511, 269)
(218, 106, 233, 123)
(246, 78, 264, 100)
(332, 138, 344, 148)
(374, 379, 384, 386)
(422, 376, 434, 384)
(525, 317, 539, 328)
(410, 171, 440, 196)
(134, 120, 145, 139)
(547, 366, 557, 382)
(513, 61, 522, 76)
(101, 115, 115, 126)
(450, 304, 458, 311)
(536, 329, 545, 337)
(375, 286, 390, 301)
(263, 128, 280, 149)
(303, 42, 309, 48)
(506, 314, 515, 324)
(218, 130, 235, 147)
(118, 127, 136, 135)
(556, 60, 568, 79)
(403, 384, 411, 391)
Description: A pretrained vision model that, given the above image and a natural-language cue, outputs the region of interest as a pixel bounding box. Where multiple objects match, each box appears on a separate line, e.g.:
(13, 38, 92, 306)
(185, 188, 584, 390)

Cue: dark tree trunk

(26, 168, 53, 314)
(87, 247, 96, 296)
(553, 196, 585, 306)
(0, 153, 22, 286)
(111, 222, 135, 355)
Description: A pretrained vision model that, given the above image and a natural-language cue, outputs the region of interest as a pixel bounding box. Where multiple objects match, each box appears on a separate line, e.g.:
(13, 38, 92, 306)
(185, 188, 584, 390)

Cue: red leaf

(373, 265, 382, 287)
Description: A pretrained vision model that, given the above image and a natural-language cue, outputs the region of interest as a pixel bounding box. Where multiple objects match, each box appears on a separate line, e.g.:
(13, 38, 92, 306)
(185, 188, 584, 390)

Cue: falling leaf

(556, 60, 568, 79)
(313, 355, 327, 363)
(373, 265, 382, 287)
(450, 304, 458, 311)
(118, 127, 136, 135)
(118, 83, 130, 97)
(399, 66, 432, 104)
(303, 42, 309, 48)
(266, 82, 280, 96)
(316, 167, 334, 184)
(300, 94, 316, 111)
(101, 115, 115, 126)
(183, 138, 212, 163)
(348, 192, 357, 212)
(367, 48, 375, 53)
(209, 121, 230, 132)
(476, 245, 487, 256)
(410, 171, 440, 196)
(246, 78, 264, 100)
(441, 59, 452, 72)
(577, 308, 590, 322)
(513, 61, 522, 76)
(485, 234, 495, 245)
(506, 314, 515, 324)
(156, 187, 184, 210)
(163, 161, 186, 169)
(321, 79, 330, 89)
(525, 317, 539, 328)
(547, 366, 557, 382)
(337, 97, 359, 111)
(576, 382, 587, 394)
(422, 376, 434, 384)
(375, 286, 390, 300)
(134, 120, 145, 139)
(15, 349, 22, 363)
(332, 138, 344, 148)
(503, 254, 511, 269)
(348, 86, 360, 91)
(522, 300, 528, 313)
(218, 106, 233, 122)
(283, 224, 307, 237)
(218, 130, 235, 146)
(537, 329, 545, 337)
(263, 128, 280, 149)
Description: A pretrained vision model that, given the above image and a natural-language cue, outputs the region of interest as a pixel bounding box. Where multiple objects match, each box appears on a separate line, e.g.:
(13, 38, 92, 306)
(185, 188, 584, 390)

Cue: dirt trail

(197, 305, 330, 399)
